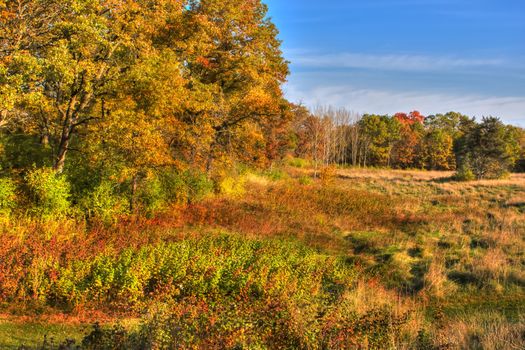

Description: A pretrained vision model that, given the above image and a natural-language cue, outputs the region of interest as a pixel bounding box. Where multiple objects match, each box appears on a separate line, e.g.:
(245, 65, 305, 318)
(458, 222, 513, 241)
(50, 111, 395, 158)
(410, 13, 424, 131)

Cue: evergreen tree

(456, 117, 520, 180)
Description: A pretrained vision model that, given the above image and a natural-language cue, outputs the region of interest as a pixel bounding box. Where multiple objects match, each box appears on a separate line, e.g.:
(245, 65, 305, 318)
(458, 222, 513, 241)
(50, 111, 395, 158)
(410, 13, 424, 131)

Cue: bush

(140, 169, 215, 207)
(0, 177, 16, 215)
(455, 165, 475, 181)
(218, 175, 246, 197)
(287, 157, 310, 168)
(298, 175, 313, 185)
(81, 180, 128, 222)
(138, 175, 166, 215)
(264, 168, 289, 181)
(25, 167, 71, 218)
(185, 170, 214, 202)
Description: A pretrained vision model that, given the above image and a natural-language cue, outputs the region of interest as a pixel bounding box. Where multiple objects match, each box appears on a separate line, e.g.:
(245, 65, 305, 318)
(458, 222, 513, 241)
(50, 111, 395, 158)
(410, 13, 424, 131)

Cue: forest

(0, 0, 525, 349)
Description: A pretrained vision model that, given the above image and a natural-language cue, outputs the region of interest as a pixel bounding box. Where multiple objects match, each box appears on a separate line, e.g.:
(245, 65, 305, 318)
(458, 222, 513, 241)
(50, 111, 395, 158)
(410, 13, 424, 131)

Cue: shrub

(0, 177, 16, 215)
(319, 165, 337, 183)
(185, 171, 214, 202)
(138, 175, 166, 215)
(218, 175, 246, 197)
(287, 157, 310, 168)
(455, 164, 475, 181)
(25, 167, 71, 218)
(298, 175, 313, 185)
(156, 169, 187, 205)
(455, 117, 519, 180)
(158, 170, 215, 205)
(264, 168, 289, 181)
(81, 180, 128, 222)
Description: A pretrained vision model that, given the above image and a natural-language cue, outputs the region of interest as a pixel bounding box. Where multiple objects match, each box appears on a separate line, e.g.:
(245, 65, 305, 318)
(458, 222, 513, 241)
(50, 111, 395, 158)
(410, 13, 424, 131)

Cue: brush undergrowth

(2, 168, 524, 349)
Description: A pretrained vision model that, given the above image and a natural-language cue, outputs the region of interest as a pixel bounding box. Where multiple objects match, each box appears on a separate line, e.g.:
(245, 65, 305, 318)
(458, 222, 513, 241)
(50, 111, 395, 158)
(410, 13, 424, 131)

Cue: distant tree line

(292, 107, 525, 179)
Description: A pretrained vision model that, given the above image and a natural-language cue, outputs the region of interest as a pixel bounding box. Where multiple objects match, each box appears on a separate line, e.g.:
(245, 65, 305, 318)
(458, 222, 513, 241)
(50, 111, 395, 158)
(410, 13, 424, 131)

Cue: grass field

(1, 167, 524, 349)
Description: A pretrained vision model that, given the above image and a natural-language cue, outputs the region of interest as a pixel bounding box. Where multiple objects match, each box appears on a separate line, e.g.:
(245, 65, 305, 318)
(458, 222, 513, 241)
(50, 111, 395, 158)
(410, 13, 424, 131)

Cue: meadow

(1, 165, 524, 349)
(2, 1, 524, 348)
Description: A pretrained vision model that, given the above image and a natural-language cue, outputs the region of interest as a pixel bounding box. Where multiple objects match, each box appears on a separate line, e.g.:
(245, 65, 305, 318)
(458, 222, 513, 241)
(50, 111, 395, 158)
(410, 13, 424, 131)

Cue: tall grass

(2, 167, 524, 349)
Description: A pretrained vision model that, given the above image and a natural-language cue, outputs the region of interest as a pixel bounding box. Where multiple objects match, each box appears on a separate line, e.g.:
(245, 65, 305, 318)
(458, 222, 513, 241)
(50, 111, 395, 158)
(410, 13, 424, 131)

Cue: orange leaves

(394, 111, 425, 126)
(0, 10, 13, 20)
(392, 111, 426, 168)
(196, 55, 213, 68)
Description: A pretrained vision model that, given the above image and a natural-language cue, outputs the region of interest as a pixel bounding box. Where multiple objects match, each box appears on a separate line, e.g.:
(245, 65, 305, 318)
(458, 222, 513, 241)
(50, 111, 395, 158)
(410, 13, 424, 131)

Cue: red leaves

(196, 55, 212, 68)
(394, 111, 425, 126)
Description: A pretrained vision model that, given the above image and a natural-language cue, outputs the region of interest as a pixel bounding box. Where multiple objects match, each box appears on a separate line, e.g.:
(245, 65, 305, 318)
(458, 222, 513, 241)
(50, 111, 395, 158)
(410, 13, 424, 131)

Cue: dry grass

(434, 313, 525, 350)
(1, 166, 524, 348)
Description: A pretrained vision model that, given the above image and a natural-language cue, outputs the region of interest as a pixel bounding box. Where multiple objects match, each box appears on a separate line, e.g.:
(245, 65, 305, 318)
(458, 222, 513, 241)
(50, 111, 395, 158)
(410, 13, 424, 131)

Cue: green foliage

(80, 323, 131, 350)
(0, 177, 16, 215)
(185, 171, 215, 202)
(0, 135, 52, 171)
(5, 232, 414, 348)
(455, 163, 476, 181)
(264, 168, 289, 181)
(156, 170, 215, 206)
(25, 167, 71, 218)
(456, 117, 520, 180)
(359, 114, 401, 166)
(298, 175, 313, 185)
(38, 306, 409, 350)
(137, 176, 166, 215)
(421, 129, 455, 170)
(287, 157, 310, 168)
(81, 180, 128, 222)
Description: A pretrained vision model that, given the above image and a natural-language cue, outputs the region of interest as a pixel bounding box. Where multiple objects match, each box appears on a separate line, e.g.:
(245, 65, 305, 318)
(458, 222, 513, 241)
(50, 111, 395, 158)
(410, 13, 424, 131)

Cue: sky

(264, 0, 525, 126)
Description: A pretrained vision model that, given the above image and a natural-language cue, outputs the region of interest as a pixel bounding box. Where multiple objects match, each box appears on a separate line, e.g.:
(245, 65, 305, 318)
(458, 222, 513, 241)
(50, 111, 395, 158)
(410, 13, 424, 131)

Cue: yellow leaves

(88, 108, 175, 175)
(2, 0, 289, 173)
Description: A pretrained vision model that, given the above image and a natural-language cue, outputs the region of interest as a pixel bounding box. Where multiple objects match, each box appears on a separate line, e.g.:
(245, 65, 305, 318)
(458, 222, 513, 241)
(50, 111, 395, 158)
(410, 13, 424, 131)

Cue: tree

(177, 0, 289, 172)
(392, 111, 425, 168)
(456, 117, 520, 180)
(507, 126, 525, 173)
(348, 112, 363, 167)
(359, 114, 400, 167)
(421, 129, 455, 170)
(0, 0, 189, 173)
(298, 113, 330, 176)
(0, 0, 65, 133)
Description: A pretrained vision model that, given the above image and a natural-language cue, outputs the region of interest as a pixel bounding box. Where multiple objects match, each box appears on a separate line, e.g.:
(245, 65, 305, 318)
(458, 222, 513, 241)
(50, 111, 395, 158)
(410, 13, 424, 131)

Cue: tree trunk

(53, 124, 72, 173)
(130, 174, 138, 213)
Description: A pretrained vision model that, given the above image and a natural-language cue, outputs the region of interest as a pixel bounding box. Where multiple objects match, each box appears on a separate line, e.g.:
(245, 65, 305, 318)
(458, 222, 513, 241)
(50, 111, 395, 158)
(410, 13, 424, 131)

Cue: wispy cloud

(287, 51, 506, 72)
(284, 83, 525, 126)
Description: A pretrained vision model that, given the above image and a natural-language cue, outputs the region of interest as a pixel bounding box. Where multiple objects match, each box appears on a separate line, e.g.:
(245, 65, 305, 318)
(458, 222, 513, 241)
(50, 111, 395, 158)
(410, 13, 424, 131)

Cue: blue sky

(264, 0, 525, 125)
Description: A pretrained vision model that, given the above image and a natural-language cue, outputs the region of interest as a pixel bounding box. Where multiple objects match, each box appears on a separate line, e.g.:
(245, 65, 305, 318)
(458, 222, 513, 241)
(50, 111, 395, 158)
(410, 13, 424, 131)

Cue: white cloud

(286, 51, 506, 72)
(284, 83, 525, 126)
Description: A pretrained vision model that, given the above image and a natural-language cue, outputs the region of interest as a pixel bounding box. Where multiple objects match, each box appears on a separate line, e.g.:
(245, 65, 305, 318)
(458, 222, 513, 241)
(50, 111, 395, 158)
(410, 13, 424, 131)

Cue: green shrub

(264, 168, 289, 181)
(25, 167, 71, 218)
(157, 170, 214, 205)
(185, 171, 214, 202)
(287, 157, 310, 168)
(0, 177, 16, 215)
(159, 169, 189, 205)
(455, 165, 475, 181)
(298, 175, 313, 185)
(81, 180, 128, 222)
(138, 176, 166, 215)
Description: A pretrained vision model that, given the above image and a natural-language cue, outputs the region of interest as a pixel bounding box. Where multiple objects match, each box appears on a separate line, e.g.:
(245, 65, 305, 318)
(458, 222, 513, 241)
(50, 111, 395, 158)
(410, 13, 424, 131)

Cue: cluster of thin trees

(293, 106, 525, 179)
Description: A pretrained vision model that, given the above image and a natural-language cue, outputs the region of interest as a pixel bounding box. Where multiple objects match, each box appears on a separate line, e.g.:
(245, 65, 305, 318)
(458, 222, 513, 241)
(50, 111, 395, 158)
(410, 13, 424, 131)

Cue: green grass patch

(0, 321, 85, 349)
